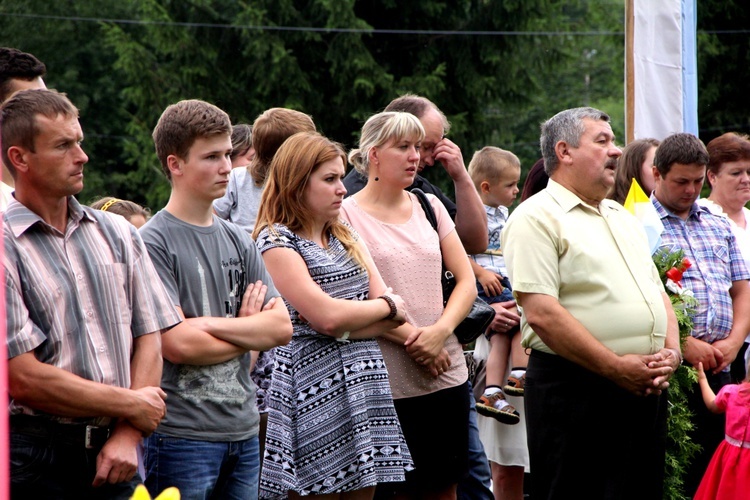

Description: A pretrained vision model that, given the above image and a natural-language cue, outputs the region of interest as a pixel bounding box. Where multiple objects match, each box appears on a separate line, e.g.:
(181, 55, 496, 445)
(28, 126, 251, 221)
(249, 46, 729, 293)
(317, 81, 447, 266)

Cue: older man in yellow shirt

(502, 107, 681, 500)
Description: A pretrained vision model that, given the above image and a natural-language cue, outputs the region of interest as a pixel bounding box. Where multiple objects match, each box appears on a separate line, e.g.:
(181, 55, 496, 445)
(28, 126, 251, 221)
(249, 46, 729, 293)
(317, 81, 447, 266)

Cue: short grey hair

(540, 107, 610, 175)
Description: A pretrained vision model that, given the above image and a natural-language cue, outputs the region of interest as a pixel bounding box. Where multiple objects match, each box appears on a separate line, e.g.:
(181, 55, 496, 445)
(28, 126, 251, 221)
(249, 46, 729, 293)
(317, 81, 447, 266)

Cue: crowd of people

(4, 46, 750, 500)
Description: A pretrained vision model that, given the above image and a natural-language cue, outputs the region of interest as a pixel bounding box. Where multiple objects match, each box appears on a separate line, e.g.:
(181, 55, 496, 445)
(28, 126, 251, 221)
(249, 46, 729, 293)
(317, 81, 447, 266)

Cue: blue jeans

(11, 430, 141, 499)
(477, 279, 514, 305)
(457, 379, 494, 500)
(144, 433, 259, 500)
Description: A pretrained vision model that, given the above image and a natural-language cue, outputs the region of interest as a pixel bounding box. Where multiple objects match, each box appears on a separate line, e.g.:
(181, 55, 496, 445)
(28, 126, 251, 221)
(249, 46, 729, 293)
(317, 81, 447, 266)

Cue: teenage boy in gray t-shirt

(140, 99, 292, 499)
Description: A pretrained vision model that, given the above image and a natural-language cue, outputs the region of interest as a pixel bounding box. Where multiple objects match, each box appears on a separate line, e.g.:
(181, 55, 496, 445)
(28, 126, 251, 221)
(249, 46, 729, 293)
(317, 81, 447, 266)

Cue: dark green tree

(697, 0, 750, 142)
(4, 1, 749, 209)
(2, 0, 630, 208)
(0, 0, 137, 203)
(100, 0, 578, 207)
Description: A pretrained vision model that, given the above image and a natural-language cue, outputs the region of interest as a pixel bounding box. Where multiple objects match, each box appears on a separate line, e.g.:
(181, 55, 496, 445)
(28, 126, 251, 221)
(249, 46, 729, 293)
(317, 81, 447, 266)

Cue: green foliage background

(1, 0, 629, 209)
(2, 1, 748, 497)
(2, 1, 747, 210)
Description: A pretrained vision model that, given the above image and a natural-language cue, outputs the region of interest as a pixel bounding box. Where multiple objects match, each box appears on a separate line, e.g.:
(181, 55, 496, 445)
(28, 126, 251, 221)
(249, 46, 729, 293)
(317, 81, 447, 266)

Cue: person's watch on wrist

(378, 295, 398, 320)
(667, 347, 683, 366)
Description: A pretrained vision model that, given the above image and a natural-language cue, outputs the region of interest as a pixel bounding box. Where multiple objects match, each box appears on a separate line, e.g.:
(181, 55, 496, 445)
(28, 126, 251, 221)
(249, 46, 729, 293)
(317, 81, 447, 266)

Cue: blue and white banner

(632, 0, 698, 140)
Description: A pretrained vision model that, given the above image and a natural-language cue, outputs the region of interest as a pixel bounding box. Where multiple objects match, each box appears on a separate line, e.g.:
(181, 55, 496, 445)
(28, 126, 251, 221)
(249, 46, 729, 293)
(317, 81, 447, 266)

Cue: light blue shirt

(470, 204, 509, 277)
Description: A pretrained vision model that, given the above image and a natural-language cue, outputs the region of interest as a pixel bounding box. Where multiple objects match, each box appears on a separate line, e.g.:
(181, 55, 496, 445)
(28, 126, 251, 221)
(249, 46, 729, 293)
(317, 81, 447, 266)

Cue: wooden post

(625, 0, 635, 145)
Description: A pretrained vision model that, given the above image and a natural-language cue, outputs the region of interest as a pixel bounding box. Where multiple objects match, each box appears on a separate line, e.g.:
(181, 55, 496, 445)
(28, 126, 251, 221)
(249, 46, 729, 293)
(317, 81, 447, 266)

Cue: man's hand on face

(432, 137, 467, 181)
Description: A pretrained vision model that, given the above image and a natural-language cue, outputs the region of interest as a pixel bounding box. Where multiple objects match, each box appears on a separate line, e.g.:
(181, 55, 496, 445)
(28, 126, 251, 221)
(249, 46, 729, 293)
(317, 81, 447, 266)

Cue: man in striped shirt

(2, 89, 181, 498)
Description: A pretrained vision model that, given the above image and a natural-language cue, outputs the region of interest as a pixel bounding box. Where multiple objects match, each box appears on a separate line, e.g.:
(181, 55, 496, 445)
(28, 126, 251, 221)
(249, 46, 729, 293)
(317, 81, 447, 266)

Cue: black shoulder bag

(412, 189, 495, 344)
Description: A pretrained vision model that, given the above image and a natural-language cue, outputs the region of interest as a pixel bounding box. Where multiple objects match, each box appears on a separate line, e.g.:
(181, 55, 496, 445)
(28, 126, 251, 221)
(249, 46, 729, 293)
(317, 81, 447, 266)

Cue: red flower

(680, 258, 691, 271)
(666, 267, 683, 283)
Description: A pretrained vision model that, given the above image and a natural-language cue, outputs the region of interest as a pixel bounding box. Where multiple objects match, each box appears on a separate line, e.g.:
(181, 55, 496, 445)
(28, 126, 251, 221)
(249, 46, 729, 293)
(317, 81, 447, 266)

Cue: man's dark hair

(384, 94, 450, 134)
(0, 47, 46, 102)
(249, 107, 316, 186)
(654, 133, 709, 176)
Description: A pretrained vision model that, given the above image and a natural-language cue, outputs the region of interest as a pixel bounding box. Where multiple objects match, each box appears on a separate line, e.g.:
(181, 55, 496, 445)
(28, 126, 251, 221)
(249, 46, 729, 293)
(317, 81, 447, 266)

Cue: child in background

(229, 123, 255, 168)
(468, 147, 526, 425)
(90, 196, 151, 228)
(90, 195, 154, 481)
(213, 109, 316, 234)
(694, 361, 750, 499)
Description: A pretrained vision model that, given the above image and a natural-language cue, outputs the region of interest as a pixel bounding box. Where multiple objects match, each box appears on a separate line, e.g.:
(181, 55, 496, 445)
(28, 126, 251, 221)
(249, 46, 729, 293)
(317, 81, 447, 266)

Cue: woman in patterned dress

(253, 131, 414, 499)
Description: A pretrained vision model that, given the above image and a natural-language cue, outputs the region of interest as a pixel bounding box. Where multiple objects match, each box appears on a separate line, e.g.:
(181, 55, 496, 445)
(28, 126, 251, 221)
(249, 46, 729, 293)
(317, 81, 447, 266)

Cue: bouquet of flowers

(652, 247, 700, 500)
(653, 248, 699, 337)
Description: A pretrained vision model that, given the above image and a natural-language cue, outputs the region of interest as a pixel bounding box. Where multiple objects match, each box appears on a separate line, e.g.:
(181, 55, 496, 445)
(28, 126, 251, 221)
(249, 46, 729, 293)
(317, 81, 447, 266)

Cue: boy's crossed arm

(163, 282, 292, 366)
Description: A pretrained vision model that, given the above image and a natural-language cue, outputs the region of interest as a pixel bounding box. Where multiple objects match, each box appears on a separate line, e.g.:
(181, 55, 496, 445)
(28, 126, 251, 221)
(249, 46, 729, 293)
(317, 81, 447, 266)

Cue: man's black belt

(10, 414, 113, 450)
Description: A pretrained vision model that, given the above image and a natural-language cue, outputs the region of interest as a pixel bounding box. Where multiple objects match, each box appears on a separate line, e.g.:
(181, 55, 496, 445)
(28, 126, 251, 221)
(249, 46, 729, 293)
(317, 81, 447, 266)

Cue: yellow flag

(622, 178, 663, 254)
(623, 178, 650, 214)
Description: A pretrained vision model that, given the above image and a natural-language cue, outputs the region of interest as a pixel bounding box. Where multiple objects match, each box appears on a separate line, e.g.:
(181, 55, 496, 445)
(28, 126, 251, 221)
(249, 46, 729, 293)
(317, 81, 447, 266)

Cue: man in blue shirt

(651, 132, 750, 496)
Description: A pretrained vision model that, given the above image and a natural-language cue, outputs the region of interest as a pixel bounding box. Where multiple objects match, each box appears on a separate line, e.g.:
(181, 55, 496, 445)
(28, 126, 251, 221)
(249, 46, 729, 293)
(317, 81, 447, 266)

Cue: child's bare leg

(504, 329, 528, 396)
(477, 333, 520, 424)
(485, 333, 511, 388)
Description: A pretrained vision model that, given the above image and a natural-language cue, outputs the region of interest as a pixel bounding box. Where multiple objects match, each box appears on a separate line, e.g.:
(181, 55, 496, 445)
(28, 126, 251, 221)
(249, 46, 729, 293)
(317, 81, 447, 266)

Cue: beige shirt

(502, 179, 667, 356)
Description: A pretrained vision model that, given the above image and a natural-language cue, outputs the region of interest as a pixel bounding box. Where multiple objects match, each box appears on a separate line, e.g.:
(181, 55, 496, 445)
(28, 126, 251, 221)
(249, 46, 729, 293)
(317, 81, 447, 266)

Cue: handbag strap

(412, 188, 438, 232)
(412, 188, 454, 288)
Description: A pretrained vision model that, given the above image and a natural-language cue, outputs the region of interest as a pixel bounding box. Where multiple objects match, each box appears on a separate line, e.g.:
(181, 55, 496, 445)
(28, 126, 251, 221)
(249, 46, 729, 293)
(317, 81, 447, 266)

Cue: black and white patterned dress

(256, 224, 413, 497)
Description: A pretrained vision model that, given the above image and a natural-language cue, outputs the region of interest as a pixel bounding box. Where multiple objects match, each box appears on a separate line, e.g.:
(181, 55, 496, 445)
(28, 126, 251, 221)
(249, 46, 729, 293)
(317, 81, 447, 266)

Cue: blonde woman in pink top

(340, 111, 475, 500)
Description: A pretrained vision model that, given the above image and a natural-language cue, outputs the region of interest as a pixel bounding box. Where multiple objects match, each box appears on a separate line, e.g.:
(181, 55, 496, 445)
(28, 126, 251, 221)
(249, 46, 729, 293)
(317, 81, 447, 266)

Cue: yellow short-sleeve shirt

(502, 180, 667, 356)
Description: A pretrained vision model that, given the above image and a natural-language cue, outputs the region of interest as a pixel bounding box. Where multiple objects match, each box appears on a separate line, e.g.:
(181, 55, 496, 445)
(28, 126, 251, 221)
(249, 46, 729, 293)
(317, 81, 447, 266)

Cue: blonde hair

(90, 196, 151, 221)
(468, 146, 521, 191)
(253, 132, 366, 268)
(348, 112, 425, 176)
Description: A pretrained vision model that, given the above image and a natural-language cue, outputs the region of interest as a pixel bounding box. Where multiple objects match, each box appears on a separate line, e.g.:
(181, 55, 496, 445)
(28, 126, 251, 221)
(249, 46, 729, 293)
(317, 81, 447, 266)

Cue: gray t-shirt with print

(141, 210, 279, 441)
